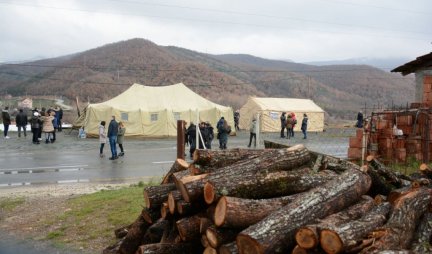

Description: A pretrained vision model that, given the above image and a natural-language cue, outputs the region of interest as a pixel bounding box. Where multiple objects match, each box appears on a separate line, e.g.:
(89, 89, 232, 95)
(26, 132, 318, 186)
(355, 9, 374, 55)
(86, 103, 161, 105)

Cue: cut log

(143, 183, 176, 209)
(161, 158, 189, 184)
(291, 245, 322, 254)
(167, 190, 182, 214)
(175, 199, 204, 216)
(374, 194, 388, 205)
(192, 148, 268, 168)
(411, 212, 432, 253)
(172, 169, 192, 184)
(219, 242, 238, 254)
(200, 217, 213, 234)
(312, 154, 323, 173)
(114, 223, 132, 239)
(135, 242, 201, 254)
(367, 155, 410, 188)
(215, 194, 302, 228)
(363, 187, 432, 252)
(160, 202, 170, 220)
(179, 145, 311, 203)
(141, 207, 160, 224)
(204, 168, 337, 205)
(419, 163, 432, 179)
(176, 214, 202, 242)
(320, 202, 391, 254)
(118, 213, 151, 254)
(203, 246, 218, 254)
(387, 187, 412, 205)
(175, 174, 210, 202)
(141, 219, 169, 244)
(159, 222, 178, 244)
(103, 239, 123, 254)
(295, 195, 375, 250)
(366, 164, 394, 196)
(206, 225, 240, 249)
(201, 234, 210, 248)
(236, 167, 372, 254)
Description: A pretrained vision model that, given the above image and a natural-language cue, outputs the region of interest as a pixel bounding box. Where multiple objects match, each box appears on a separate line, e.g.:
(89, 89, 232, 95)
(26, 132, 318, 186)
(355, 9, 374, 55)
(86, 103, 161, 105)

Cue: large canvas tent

(73, 83, 234, 137)
(238, 97, 325, 132)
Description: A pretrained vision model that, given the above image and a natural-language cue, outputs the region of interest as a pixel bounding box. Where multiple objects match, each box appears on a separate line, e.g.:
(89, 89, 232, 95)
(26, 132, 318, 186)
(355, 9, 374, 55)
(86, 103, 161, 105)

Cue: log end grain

(366, 155, 375, 162)
(177, 158, 189, 169)
(204, 181, 216, 204)
(206, 227, 219, 249)
(320, 229, 343, 254)
(143, 190, 151, 209)
(177, 180, 191, 203)
(295, 228, 318, 250)
(236, 234, 263, 254)
(214, 196, 227, 227)
(167, 192, 176, 215)
(204, 246, 218, 254)
(292, 245, 309, 254)
(160, 202, 169, 220)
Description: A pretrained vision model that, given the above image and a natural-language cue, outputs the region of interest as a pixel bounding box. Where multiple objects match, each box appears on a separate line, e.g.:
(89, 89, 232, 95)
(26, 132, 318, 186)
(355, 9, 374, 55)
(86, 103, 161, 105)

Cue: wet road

(0, 129, 351, 187)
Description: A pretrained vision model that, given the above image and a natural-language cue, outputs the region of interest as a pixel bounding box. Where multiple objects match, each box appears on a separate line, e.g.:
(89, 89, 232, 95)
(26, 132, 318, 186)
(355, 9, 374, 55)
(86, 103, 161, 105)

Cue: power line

(0, 1, 429, 41)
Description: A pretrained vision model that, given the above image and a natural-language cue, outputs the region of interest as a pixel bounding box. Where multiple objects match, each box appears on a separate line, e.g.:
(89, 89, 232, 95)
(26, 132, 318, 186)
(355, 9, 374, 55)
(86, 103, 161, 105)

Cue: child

(117, 122, 126, 156)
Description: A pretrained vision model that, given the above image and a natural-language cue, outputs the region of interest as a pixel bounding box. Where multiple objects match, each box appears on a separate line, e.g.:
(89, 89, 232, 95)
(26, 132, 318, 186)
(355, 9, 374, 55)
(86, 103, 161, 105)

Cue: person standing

(286, 114, 294, 139)
(248, 118, 257, 148)
(280, 112, 286, 138)
(218, 119, 231, 149)
(187, 122, 197, 158)
(117, 122, 126, 156)
(356, 111, 364, 128)
(99, 121, 107, 158)
(234, 111, 240, 131)
(205, 122, 214, 149)
(42, 111, 55, 143)
(15, 109, 28, 138)
(108, 116, 119, 160)
(30, 112, 41, 144)
(291, 113, 297, 137)
(301, 113, 308, 139)
(2, 107, 11, 139)
(216, 117, 225, 149)
(58, 107, 63, 132)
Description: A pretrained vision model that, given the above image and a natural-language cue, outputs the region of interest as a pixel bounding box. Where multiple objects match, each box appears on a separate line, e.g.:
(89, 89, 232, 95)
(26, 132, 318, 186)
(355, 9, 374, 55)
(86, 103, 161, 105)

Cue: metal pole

(177, 120, 185, 159)
(196, 109, 199, 150)
(256, 113, 260, 148)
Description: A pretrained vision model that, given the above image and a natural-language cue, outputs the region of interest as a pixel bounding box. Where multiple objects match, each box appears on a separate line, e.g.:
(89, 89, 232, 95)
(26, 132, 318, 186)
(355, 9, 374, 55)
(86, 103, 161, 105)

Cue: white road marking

(152, 161, 174, 164)
(0, 164, 88, 171)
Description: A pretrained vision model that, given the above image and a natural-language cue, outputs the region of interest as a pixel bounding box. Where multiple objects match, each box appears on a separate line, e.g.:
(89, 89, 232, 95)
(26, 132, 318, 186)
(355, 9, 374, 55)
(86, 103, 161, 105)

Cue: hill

(0, 38, 415, 119)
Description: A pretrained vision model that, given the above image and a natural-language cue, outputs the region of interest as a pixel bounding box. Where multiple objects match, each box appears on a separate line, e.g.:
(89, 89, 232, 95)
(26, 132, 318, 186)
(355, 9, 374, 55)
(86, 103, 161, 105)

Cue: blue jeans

(109, 136, 117, 157)
(3, 124, 9, 137)
(302, 129, 307, 139)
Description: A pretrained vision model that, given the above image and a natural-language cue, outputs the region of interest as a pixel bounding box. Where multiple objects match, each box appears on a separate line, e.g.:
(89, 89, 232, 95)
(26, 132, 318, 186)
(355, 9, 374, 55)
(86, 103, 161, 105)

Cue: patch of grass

(391, 157, 424, 176)
(37, 182, 157, 252)
(0, 197, 25, 211)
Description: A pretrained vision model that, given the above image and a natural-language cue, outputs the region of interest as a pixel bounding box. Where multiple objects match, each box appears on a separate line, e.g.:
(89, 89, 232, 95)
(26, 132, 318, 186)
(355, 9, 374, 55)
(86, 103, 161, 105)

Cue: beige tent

(74, 83, 234, 137)
(239, 97, 325, 132)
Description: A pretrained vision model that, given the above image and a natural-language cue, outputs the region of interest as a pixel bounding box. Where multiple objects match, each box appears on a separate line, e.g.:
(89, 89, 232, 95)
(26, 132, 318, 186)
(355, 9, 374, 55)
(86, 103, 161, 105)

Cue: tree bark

(176, 214, 202, 242)
(175, 199, 205, 216)
(206, 225, 241, 249)
(219, 242, 238, 254)
(367, 156, 411, 188)
(203, 246, 218, 254)
(215, 194, 302, 228)
(167, 190, 182, 215)
(143, 183, 176, 209)
(192, 148, 269, 168)
(204, 168, 337, 205)
(410, 212, 432, 253)
(200, 217, 213, 234)
(114, 223, 132, 239)
(295, 195, 375, 250)
(141, 219, 169, 244)
(118, 213, 151, 254)
(179, 145, 311, 203)
(363, 187, 432, 252)
(236, 167, 371, 254)
(141, 207, 160, 224)
(135, 242, 202, 254)
(320, 202, 391, 254)
(161, 158, 189, 184)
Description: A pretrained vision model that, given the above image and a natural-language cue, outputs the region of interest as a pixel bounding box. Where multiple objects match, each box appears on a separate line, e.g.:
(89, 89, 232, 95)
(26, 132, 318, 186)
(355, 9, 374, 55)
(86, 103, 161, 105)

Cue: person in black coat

(107, 116, 119, 160)
(15, 109, 28, 138)
(1, 107, 11, 139)
(187, 123, 197, 158)
(356, 111, 364, 128)
(280, 112, 287, 138)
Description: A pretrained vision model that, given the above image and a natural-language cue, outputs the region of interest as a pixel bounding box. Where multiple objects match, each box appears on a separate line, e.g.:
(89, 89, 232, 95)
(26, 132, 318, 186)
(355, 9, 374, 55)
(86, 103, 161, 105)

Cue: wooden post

(177, 120, 185, 159)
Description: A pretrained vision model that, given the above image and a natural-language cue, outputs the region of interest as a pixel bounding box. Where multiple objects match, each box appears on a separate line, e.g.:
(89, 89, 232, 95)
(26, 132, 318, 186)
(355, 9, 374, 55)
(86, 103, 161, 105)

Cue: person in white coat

(248, 118, 257, 148)
(99, 121, 107, 157)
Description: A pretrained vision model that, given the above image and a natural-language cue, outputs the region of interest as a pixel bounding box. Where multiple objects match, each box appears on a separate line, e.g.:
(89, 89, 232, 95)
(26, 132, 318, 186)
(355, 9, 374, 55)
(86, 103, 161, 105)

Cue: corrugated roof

(392, 52, 432, 76)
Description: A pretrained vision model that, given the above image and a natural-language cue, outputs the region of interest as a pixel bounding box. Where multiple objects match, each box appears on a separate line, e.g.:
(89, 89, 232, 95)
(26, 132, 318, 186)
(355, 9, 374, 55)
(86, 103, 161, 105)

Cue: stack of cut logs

(103, 144, 432, 254)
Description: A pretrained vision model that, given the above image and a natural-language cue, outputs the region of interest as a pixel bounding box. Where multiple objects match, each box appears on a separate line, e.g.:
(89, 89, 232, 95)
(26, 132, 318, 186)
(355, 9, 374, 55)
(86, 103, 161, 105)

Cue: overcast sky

(0, 0, 431, 64)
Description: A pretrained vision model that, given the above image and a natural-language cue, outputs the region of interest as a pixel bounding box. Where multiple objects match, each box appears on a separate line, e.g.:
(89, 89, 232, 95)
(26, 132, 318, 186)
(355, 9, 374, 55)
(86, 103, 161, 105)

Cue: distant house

(18, 98, 33, 109)
(392, 52, 432, 105)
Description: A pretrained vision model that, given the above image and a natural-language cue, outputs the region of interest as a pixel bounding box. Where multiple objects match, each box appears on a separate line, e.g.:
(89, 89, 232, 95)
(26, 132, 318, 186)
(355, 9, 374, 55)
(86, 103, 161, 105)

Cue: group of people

(185, 121, 215, 158)
(30, 106, 63, 144)
(99, 116, 126, 160)
(1, 106, 63, 144)
(280, 112, 308, 139)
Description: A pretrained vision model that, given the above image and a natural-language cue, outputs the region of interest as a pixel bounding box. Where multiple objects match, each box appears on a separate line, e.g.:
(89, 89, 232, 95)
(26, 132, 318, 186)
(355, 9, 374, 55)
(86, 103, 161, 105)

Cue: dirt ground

(0, 183, 131, 254)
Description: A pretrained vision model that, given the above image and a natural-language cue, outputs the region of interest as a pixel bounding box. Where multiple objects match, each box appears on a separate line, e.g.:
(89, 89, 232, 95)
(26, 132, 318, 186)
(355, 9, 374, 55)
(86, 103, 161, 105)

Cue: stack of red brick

(347, 109, 431, 163)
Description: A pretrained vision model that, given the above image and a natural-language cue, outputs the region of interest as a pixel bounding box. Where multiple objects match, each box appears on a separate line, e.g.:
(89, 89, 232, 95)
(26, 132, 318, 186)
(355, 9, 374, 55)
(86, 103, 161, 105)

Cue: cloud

(0, 0, 431, 63)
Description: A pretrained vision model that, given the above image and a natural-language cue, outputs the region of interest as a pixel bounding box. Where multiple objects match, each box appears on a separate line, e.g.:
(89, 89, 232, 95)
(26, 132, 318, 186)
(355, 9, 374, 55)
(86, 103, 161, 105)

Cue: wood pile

(103, 144, 432, 254)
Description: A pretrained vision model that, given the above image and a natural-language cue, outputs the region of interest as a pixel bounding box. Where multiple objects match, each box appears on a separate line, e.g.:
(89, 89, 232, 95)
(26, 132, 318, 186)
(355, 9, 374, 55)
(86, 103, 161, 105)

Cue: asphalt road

(0, 129, 351, 187)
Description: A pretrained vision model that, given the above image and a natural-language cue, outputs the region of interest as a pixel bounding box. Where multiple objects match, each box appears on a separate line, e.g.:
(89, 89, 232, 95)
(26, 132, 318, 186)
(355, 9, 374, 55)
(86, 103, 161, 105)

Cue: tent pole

(196, 109, 199, 150)
(256, 113, 260, 148)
